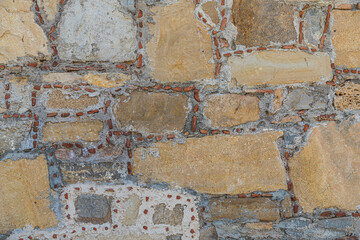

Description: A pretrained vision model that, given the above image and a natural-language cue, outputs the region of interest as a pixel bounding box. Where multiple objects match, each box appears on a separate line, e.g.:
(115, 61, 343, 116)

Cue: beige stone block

(245, 222, 274, 231)
(146, 0, 214, 82)
(204, 94, 260, 127)
(334, 81, 360, 110)
(202, 1, 219, 25)
(229, 51, 332, 86)
(0, 155, 58, 233)
(83, 73, 131, 88)
(42, 73, 83, 83)
(289, 119, 360, 212)
(47, 90, 99, 109)
(43, 120, 103, 142)
(134, 133, 287, 194)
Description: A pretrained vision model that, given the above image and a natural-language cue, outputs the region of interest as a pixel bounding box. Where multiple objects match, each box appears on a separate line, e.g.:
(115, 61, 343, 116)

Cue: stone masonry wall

(0, 0, 360, 239)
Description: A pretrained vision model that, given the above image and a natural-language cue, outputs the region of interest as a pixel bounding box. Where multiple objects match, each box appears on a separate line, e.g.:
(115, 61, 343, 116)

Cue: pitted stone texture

(209, 197, 280, 222)
(202, 1, 219, 25)
(204, 94, 260, 127)
(114, 92, 188, 134)
(37, 0, 58, 21)
(0, 155, 58, 234)
(0, 119, 32, 155)
(332, 10, 360, 67)
(57, 0, 137, 62)
(134, 133, 287, 194)
(153, 204, 184, 226)
(43, 120, 103, 142)
(146, 0, 214, 82)
(229, 51, 332, 86)
(47, 90, 99, 109)
(231, 0, 296, 47)
(334, 81, 360, 110)
(0, 0, 49, 63)
(76, 194, 112, 224)
(289, 119, 360, 212)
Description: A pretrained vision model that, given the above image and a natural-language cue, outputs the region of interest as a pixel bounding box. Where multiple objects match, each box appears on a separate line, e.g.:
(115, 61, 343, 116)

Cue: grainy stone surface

(9, 77, 31, 113)
(75, 194, 112, 224)
(0, 0, 49, 63)
(113, 92, 188, 134)
(42, 73, 83, 83)
(289, 119, 360, 212)
(303, 7, 327, 48)
(204, 94, 260, 127)
(0, 155, 58, 234)
(202, 1, 219, 25)
(122, 195, 141, 226)
(57, 0, 137, 62)
(47, 90, 99, 109)
(229, 51, 332, 86)
(0, 119, 32, 155)
(37, 0, 58, 21)
(83, 73, 131, 88)
(231, 0, 296, 47)
(146, 0, 214, 82)
(43, 120, 103, 142)
(153, 203, 184, 226)
(134, 133, 287, 194)
(334, 81, 360, 110)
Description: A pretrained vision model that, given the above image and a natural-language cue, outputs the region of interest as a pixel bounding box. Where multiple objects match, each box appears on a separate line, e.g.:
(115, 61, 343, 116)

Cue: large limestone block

(134, 133, 287, 194)
(229, 51, 332, 86)
(289, 119, 360, 212)
(0, 155, 57, 234)
(146, 0, 214, 82)
(0, 0, 49, 63)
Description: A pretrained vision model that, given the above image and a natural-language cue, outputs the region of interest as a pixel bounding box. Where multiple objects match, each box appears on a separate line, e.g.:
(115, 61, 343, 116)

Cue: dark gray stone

(75, 194, 112, 224)
(278, 217, 312, 229)
(166, 234, 182, 240)
(319, 217, 354, 230)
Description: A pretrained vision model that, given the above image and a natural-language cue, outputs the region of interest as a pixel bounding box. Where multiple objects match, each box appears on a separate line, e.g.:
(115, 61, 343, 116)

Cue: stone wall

(0, 0, 360, 239)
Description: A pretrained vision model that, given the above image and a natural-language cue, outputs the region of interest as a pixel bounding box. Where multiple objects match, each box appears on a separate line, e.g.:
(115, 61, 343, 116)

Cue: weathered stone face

(332, 10, 360, 67)
(113, 92, 188, 134)
(47, 90, 99, 109)
(76, 194, 112, 224)
(0, 155, 58, 234)
(204, 94, 260, 127)
(334, 81, 360, 110)
(228, 51, 332, 86)
(122, 195, 141, 226)
(231, 0, 296, 47)
(289, 119, 360, 212)
(303, 7, 327, 48)
(9, 77, 32, 114)
(153, 204, 184, 226)
(202, 1, 219, 25)
(57, 0, 137, 62)
(134, 133, 287, 194)
(208, 198, 280, 222)
(42, 73, 83, 83)
(43, 120, 103, 142)
(146, 0, 214, 82)
(37, 0, 58, 21)
(0, 119, 32, 155)
(83, 73, 131, 88)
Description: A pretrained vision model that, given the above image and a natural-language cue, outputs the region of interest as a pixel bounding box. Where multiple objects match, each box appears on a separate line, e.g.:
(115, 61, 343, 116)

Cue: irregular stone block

(153, 203, 184, 226)
(334, 81, 360, 110)
(9, 77, 32, 113)
(75, 194, 112, 224)
(43, 120, 103, 142)
(122, 195, 141, 226)
(231, 0, 296, 47)
(202, 1, 219, 25)
(228, 51, 332, 86)
(200, 225, 218, 240)
(46, 90, 99, 109)
(134, 133, 287, 194)
(303, 7, 327, 48)
(289, 119, 360, 212)
(0, 119, 32, 155)
(57, 0, 137, 62)
(146, 0, 214, 82)
(204, 94, 260, 127)
(37, 0, 58, 21)
(0, 155, 58, 234)
(113, 92, 188, 134)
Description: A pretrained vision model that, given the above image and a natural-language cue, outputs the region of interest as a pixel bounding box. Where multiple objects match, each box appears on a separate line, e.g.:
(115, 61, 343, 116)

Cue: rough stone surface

(199, 225, 218, 240)
(332, 10, 360, 67)
(37, 0, 58, 21)
(75, 194, 112, 224)
(153, 203, 184, 226)
(0, 119, 32, 155)
(57, 0, 137, 62)
(334, 81, 360, 110)
(83, 73, 131, 88)
(208, 198, 280, 222)
(0, 0, 49, 63)
(146, 0, 214, 82)
(43, 120, 103, 142)
(229, 51, 332, 86)
(42, 73, 83, 83)
(204, 94, 260, 127)
(0, 155, 58, 234)
(202, 1, 219, 25)
(231, 0, 296, 47)
(289, 119, 360, 212)
(303, 7, 327, 48)
(113, 92, 188, 134)
(9, 77, 31, 113)
(284, 88, 328, 111)
(134, 133, 287, 194)
(122, 195, 141, 226)
(47, 90, 99, 109)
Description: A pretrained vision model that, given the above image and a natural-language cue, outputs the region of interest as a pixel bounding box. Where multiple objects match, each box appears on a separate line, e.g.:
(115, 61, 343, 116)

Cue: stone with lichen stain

(83, 73, 131, 88)
(0, 119, 32, 155)
(43, 120, 103, 142)
(37, 0, 58, 21)
(47, 90, 99, 109)
(202, 1, 219, 25)
(134, 133, 287, 194)
(332, 10, 360, 67)
(229, 51, 332, 86)
(231, 0, 296, 47)
(289, 119, 360, 212)
(334, 81, 360, 110)
(153, 203, 184, 226)
(113, 92, 188, 134)
(146, 0, 214, 82)
(75, 194, 112, 224)
(0, 0, 49, 63)
(0, 155, 58, 234)
(204, 94, 260, 127)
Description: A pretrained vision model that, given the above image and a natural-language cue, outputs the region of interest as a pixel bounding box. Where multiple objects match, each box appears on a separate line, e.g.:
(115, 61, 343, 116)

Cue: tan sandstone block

(0, 155, 58, 233)
(113, 92, 188, 134)
(43, 120, 103, 142)
(334, 81, 360, 110)
(202, 1, 219, 25)
(42, 73, 83, 83)
(37, 0, 58, 21)
(228, 51, 332, 86)
(83, 73, 131, 88)
(134, 133, 287, 194)
(146, 0, 214, 82)
(289, 119, 360, 212)
(245, 222, 274, 231)
(204, 94, 260, 127)
(332, 10, 360, 68)
(0, 0, 49, 63)
(47, 90, 99, 109)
